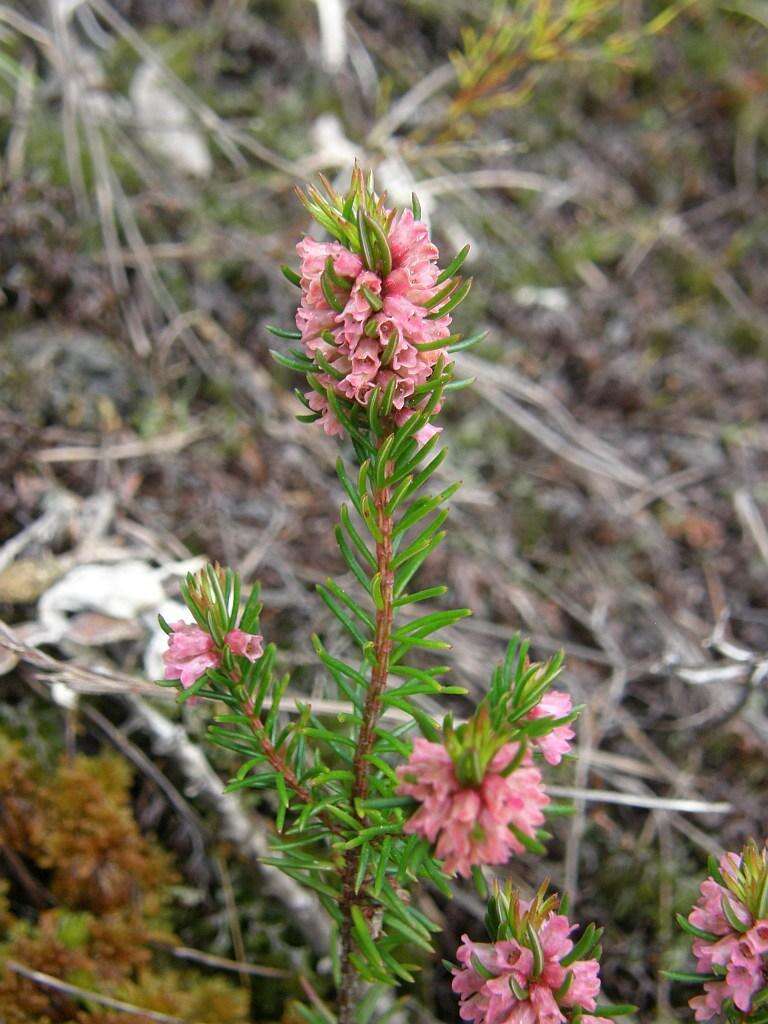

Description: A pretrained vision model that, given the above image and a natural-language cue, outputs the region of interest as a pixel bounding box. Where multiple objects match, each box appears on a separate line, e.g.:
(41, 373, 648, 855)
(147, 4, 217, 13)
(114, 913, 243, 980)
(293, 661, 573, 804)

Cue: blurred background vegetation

(1, 1, 767, 1021)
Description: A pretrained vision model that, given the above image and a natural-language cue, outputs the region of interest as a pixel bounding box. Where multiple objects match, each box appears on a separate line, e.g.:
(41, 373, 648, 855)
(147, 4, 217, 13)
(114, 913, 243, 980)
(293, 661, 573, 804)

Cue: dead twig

(152, 940, 290, 979)
(5, 960, 188, 1024)
(34, 426, 209, 464)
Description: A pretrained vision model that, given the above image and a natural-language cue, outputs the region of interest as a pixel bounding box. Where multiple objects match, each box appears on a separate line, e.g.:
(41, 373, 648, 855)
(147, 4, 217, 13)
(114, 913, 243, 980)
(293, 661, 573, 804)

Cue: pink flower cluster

(163, 623, 264, 688)
(688, 854, 768, 1021)
(395, 739, 549, 877)
(296, 209, 452, 440)
(453, 905, 610, 1024)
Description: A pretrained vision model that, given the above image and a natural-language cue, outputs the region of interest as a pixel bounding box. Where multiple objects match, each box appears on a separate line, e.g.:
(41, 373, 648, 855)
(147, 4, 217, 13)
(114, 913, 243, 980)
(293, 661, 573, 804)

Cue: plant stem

(338, 470, 394, 1024)
(242, 698, 311, 802)
(241, 695, 344, 837)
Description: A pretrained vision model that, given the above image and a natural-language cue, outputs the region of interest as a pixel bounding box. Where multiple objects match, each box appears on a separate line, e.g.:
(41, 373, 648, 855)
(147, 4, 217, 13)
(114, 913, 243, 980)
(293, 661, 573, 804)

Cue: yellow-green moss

(0, 737, 249, 1024)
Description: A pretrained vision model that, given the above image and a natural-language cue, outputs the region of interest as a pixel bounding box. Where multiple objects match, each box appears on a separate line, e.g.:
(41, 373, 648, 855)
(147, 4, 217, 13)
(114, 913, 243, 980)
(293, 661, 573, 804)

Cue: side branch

(242, 697, 312, 803)
(240, 695, 345, 839)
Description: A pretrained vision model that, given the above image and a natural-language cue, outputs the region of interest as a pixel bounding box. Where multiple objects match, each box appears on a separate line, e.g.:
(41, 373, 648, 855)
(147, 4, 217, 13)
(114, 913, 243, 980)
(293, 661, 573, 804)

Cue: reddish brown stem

(338, 476, 394, 1024)
(241, 697, 344, 839)
(242, 699, 311, 802)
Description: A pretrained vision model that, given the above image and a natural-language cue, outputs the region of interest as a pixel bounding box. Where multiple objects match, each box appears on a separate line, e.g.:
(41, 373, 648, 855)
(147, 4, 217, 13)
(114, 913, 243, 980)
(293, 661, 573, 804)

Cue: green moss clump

(0, 737, 249, 1024)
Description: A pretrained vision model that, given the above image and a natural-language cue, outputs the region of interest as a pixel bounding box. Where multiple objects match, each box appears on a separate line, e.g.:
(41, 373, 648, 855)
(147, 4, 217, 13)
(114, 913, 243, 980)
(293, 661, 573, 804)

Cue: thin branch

(549, 786, 731, 815)
(5, 960, 188, 1024)
(151, 940, 290, 978)
(33, 426, 208, 463)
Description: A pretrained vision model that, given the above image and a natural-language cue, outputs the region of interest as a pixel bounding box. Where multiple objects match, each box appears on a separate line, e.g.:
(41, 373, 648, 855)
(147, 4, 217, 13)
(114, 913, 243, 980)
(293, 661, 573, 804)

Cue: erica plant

(157, 168, 622, 1024)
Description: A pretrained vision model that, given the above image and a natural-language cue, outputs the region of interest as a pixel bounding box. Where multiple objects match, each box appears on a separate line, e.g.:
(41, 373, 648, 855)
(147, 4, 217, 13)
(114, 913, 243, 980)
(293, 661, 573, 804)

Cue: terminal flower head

(275, 168, 476, 442)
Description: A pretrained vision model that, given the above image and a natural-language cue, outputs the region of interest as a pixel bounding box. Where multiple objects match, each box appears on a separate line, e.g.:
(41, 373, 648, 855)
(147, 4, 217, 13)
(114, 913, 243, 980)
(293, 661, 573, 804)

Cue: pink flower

(691, 934, 738, 974)
(163, 621, 220, 688)
(306, 391, 344, 436)
(690, 982, 729, 1022)
(225, 629, 264, 662)
(725, 961, 763, 1011)
(748, 921, 768, 954)
(295, 206, 454, 437)
(396, 738, 548, 877)
(689, 878, 733, 937)
(526, 690, 575, 765)
(685, 848, 768, 1020)
(453, 909, 604, 1024)
(689, 869, 751, 937)
(393, 407, 441, 447)
(564, 959, 601, 1009)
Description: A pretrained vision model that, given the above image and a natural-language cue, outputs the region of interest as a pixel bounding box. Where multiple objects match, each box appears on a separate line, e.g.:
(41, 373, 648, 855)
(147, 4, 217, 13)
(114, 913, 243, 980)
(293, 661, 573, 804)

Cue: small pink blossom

(725, 961, 763, 1012)
(690, 982, 729, 1022)
(526, 689, 575, 765)
(689, 878, 735, 937)
(226, 629, 264, 662)
(453, 909, 604, 1024)
(396, 738, 548, 877)
(306, 391, 344, 436)
(393, 407, 441, 446)
(163, 621, 220, 688)
(691, 934, 739, 974)
(564, 959, 601, 1009)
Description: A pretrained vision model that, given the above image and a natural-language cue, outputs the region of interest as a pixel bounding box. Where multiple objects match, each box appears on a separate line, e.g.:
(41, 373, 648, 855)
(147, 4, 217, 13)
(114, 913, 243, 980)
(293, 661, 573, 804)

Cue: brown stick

(338, 473, 394, 1023)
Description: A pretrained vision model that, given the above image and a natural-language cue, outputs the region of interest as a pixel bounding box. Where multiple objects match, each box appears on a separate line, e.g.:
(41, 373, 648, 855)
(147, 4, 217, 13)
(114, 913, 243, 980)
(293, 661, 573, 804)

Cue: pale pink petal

(163, 622, 220, 688)
(526, 690, 575, 765)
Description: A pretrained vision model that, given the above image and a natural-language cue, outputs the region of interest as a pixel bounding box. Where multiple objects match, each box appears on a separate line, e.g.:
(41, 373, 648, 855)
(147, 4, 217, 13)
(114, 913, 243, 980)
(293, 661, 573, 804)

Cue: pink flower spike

(163, 621, 220, 689)
(226, 629, 264, 663)
(292, 186, 456, 440)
